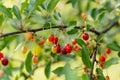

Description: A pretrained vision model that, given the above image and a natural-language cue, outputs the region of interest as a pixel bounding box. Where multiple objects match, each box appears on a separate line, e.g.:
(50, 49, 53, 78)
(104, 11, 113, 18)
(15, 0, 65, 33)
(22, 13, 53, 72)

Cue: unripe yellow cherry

(21, 46, 27, 54)
(25, 32, 32, 40)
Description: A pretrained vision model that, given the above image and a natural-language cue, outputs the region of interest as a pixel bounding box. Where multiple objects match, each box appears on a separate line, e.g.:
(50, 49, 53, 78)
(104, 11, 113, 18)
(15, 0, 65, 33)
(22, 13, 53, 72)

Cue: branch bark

(90, 45, 98, 80)
(100, 20, 118, 34)
(0, 25, 100, 37)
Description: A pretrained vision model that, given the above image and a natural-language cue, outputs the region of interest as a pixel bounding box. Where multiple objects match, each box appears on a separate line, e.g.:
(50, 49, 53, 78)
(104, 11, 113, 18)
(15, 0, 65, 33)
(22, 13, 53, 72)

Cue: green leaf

(102, 57, 119, 69)
(13, 5, 21, 20)
(0, 35, 17, 50)
(54, 10, 61, 20)
(67, 29, 78, 35)
(75, 39, 92, 68)
(25, 0, 44, 17)
(68, 21, 77, 26)
(45, 61, 51, 78)
(52, 67, 64, 75)
(0, 5, 12, 18)
(91, 8, 98, 19)
(0, 15, 4, 26)
(97, 75, 106, 80)
(96, 68, 104, 76)
(81, 46, 92, 68)
(107, 43, 120, 51)
(96, 34, 104, 43)
(3, 67, 12, 76)
(75, 39, 86, 47)
(118, 52, 120, 57)
(21, 0, 28, 13)
(86, 24, 91, 30)
(66, 0, 78, 7)
(64, 63, 77, 80)
(25, 52, 32, 74)
(81, 74, 90, 80)
(96, 11, 106, 21)
(43, 23, 50, 28)
(47, 0, 60, 12)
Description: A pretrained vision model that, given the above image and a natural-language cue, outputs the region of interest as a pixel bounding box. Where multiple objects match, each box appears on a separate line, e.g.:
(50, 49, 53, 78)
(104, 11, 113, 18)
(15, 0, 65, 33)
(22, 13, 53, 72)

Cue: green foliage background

(0, 0, 120, 80)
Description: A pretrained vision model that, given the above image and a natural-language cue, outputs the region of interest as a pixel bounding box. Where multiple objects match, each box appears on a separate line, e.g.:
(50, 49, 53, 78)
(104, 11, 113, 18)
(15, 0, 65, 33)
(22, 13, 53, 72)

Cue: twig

(0, 25, 100, 37)
(90, 45, 98, 80)
(100, 20, 118, 34)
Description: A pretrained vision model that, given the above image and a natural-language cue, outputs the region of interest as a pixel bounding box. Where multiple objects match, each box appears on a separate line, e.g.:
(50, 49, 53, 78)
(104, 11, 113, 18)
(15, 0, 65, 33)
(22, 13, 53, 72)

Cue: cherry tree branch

(100, 20, 118, 34)
(0, 25, 100, 37)
(90, 45, 98, 80)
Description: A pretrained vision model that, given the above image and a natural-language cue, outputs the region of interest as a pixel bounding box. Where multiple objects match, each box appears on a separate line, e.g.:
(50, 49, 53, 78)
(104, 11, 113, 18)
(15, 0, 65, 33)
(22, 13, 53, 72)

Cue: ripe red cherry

(38, 37, 45, 45)
(73, 45, 80, 51)
(53, 36, 58, 44)
(48, 34, 54, 42)
(82, 33, 89, 40)
(65, 44, 72, 53)
(61, 48, 67, 55)
(1, 58, 8, 66)
(0, 52, 4, 60)
(56, 45, 61, 53)
(32, 55, 39, 64)
(72, 39, 76, 45)
(99, 63, 103, 68)
(105, 48, 111, 54)
(99, 55, 106, 63)
(64, 43, 70, 49)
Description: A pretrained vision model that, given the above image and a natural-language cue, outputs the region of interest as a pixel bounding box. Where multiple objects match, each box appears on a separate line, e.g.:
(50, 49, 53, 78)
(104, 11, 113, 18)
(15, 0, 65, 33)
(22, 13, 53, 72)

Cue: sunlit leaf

(96, 34, 104, 43)
(107, 43, 120, 51)
(103, 57, 119, 69)
(68, 21, 77, 26)
(67, 29, 78, 35)
(13, 5, 21, 20)
(53, 67, 64, 75)
(47, 0, 60, 12)
(81, 74, 90, 80)
(75, 39, 92, 68)
(0, 5, 12, 18)
(25, 52, 32, 74)
(45, 61, 51, 78)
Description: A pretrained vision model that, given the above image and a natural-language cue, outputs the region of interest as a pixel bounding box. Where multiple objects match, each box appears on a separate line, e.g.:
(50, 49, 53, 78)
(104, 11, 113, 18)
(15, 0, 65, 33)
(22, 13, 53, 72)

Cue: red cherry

(99, 55, 106, 63)
(72, 39, 76, 45)
(0, 52, 4, 60)
(82, 33, 89, 40)
(64, 43, 70, 49)
(65, 45, 72, 53)
(38, 37, 45, 45)
(1, 58, 8, 66)
(73, 45, 80, 51)
(61, 48, 67, 55)
(32, 55, 39, 64)
(56, 44, 61, 53)
(99, 63, 104, 68)
(48, 34, 54, 42)
(105, 48, 111, 54)
(53, 36, 58, 44)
